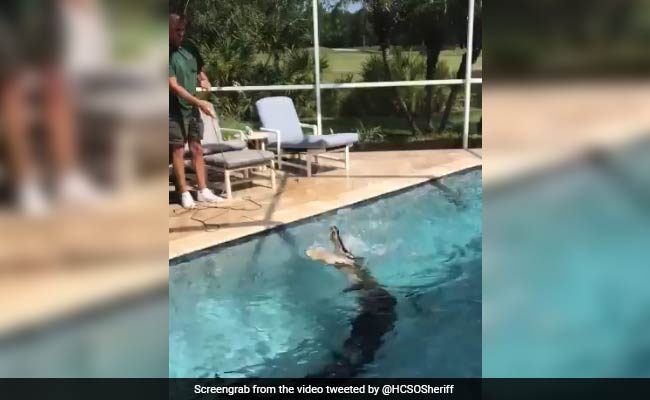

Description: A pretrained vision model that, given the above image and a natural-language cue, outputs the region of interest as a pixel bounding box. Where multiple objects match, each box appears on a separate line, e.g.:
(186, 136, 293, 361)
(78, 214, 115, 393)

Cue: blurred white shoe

(57, 170, 104, 207)
(17, 179, 50, 217)
(197, 188, 224, 203)
(180, 191, 196, 209)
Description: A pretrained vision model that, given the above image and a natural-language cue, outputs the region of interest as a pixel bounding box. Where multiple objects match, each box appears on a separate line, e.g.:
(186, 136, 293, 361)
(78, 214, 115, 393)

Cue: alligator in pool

(304, 226, 397, 378)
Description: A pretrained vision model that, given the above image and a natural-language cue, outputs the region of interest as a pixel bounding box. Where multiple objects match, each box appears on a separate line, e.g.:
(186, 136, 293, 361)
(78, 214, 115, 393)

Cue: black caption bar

(1, 379, 650, 400)
(171, 379, 479, 400)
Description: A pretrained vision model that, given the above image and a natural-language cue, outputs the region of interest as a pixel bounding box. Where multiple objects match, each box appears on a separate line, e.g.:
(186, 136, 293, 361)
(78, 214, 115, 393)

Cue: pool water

(170, 169, 482, 378)
(483, 141, 650, 377)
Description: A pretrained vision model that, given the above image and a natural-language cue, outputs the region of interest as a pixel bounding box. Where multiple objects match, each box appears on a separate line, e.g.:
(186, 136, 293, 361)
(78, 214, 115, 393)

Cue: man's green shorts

(169, 112, 203, 146)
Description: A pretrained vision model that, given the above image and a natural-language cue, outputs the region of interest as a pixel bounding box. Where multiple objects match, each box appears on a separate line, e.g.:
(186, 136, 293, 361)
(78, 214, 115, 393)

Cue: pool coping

(170, 165, 481, 266)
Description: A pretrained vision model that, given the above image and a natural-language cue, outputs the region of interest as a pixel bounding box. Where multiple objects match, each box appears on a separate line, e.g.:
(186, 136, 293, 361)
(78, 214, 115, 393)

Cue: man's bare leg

(189, 139, 223, 202)
(171, 144, 188, 193)
(171, 143, 196, 209)
(189, 139, 206, 190)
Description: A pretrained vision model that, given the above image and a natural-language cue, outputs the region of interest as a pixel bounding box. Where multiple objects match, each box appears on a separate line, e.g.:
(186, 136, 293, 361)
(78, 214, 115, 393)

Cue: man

(169, 13, 222, 209)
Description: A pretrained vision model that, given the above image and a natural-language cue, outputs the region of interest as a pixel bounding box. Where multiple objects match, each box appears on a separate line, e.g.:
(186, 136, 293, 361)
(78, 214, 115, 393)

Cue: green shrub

(321, 73, 355, 118)
(340, 48, 454, 119)
(356, 121, 385, 143)
(207, 49, 329, 122)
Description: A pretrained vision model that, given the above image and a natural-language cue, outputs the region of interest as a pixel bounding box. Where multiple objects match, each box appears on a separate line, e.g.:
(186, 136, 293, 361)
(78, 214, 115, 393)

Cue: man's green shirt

(169, 41, 204, 121)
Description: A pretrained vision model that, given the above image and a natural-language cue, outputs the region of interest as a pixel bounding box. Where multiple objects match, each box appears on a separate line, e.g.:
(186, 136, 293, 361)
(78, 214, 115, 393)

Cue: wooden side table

(245, 130, 271, 170)
(246, 131, 269, 151)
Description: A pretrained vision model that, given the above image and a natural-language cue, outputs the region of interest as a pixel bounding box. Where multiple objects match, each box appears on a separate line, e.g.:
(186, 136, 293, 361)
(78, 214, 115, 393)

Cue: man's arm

(169, 76, 214, 117)
(198, 71, 212, 90)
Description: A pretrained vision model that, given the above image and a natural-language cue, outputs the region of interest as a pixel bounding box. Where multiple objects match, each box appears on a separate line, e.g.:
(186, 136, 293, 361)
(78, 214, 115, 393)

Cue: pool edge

(170, 165, 481, 266)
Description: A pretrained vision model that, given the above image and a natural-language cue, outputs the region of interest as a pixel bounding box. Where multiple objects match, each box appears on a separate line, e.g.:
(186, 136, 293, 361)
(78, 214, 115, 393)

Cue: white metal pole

(463, 0, 476, 149)
(312, 0, 323, 135)
(205, 79, 482, 92)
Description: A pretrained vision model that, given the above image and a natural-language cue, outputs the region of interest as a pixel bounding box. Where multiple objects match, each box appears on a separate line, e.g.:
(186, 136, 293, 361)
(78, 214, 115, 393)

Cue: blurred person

(0, 0, 102, 216)
(169, 12, 223, 209)
(60, 0, 111, 80)
(0, 0, 169, 379)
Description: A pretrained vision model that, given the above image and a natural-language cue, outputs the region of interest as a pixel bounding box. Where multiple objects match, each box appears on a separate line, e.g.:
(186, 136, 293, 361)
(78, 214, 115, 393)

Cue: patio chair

(200, 107, 276, 201)
(203, 148, 276, 201)
(255, 96, 359, 177)
(168, 105, 245, 183)
(170, 107, 276, 201)
(192, 105, 247, 156)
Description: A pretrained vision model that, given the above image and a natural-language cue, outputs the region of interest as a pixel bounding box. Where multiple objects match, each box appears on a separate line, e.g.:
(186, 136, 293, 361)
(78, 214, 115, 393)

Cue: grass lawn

(319, 47, 483, 82)
(253, 46, 482, 83)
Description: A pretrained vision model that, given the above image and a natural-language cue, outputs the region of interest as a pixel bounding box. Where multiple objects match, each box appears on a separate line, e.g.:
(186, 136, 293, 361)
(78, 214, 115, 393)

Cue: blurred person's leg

(0, 6, 51, 214)
(42, 65, 102, 205)
(1, 75, 49, 214)
(1, 77, 30, 183)
(42, 66, 75, 176)
(29, 0, 104, 207)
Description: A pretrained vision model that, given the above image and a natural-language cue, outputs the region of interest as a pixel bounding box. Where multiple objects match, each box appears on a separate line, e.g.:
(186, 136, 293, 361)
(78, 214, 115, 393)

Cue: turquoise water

(170, 169, 482, 378)
(483, 142, 650, 377)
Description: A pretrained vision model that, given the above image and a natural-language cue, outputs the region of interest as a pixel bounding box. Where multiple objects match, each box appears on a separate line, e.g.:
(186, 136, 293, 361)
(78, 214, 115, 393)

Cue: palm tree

(408, 0, 449, 132)
(255, 0, 312, 68)
(438, 0, 482, 133)
(364, 0, 421, 135)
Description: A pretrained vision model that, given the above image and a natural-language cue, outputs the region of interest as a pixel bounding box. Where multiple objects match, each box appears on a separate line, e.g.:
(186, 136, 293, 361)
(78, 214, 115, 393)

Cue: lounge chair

(255, 96, 359, 177)
(200, 108, 276, 201)
(192, 106, 247, 156)
(169, 106, 245, 184)
(203, 148, 276, 201)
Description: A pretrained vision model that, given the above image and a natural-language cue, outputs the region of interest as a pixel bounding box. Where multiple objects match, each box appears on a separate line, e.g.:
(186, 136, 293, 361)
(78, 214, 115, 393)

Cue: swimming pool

(483, 140, 650, 377)
(170, 168, 482, 378)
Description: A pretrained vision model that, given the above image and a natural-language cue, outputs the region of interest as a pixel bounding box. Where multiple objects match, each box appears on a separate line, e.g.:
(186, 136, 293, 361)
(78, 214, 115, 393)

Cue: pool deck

(483, 81, 650, 186)
(169, 149, 482, 259)
(6, 80, 649, 342)
(0, 180, 169, 337)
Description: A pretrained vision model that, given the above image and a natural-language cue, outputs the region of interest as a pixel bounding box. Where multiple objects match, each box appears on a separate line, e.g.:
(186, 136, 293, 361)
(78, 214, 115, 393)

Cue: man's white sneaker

(180, 191, 196, 209)
(57, 170, 103, 207)
(17, 179, 50, 217)
(197, 188, 224, 203)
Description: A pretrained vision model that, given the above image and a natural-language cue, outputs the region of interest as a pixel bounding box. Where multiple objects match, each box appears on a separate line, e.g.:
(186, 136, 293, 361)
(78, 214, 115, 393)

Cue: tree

(406, 0, 449, 131)
(321, 1, 375, 48)
(254, 0, 312, 68)
(320, 2, 346, 48)
(438, 0, 482, 133)
(177, 0, 313, 85)
(364, 0, 421, 135)
(171, 0, 322, 120)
